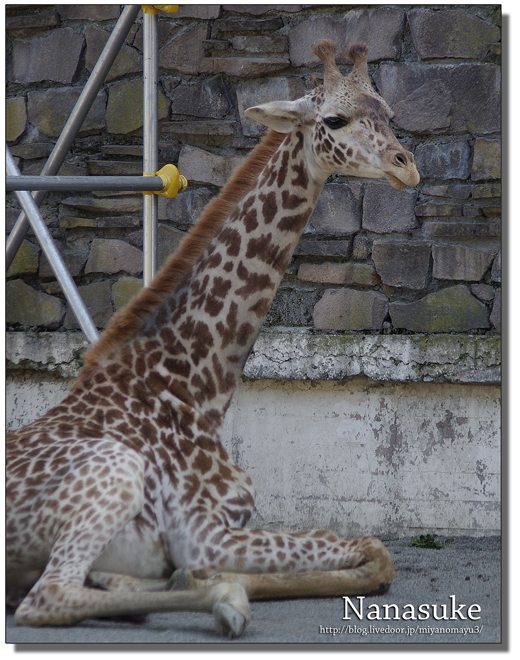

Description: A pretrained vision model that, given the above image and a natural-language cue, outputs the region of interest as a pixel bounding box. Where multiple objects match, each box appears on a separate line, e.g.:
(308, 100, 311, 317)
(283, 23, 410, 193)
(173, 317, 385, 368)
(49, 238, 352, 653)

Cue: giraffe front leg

(87, 571, 170, 593)
(86, 571, 250, 638)
(16, 578, 250, 638)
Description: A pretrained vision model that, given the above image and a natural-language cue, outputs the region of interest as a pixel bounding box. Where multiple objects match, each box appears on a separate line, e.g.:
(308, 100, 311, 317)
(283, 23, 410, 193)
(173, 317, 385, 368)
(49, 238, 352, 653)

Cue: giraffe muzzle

(384, 150, 420, 189)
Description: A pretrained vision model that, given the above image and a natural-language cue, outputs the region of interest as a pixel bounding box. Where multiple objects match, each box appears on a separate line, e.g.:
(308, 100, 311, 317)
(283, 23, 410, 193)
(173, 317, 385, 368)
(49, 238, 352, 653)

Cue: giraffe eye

(323, 116, 349, 130)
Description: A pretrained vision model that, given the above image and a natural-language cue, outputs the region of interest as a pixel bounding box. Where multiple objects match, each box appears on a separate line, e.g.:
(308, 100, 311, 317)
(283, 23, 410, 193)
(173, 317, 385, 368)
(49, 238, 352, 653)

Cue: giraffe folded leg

(170, 536, 395, 601)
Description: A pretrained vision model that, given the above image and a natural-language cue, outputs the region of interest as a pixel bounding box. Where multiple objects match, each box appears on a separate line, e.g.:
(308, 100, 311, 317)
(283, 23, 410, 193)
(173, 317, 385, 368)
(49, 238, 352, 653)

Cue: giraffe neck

(151, 130, 323, 419)
(94, 130, 325, 434)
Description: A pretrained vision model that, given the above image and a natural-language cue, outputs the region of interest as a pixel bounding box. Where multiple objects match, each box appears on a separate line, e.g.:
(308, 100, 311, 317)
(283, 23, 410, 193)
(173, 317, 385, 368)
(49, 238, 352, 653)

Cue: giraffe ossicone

(6, 41, 419, 637)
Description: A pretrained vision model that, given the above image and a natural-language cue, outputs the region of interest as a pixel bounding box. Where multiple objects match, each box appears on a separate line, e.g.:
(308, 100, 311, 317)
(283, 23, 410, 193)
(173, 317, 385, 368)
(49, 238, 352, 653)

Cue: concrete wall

(6, 331, 500, 538)
(223, 379, 500, 539)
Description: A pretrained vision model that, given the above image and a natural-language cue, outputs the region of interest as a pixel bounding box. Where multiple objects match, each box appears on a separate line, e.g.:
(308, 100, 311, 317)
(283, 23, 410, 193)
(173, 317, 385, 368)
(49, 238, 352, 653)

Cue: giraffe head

(245, 40, 420, 190)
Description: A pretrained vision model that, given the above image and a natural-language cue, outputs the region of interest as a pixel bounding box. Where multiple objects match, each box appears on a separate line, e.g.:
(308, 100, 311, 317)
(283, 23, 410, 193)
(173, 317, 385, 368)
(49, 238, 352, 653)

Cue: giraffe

(6, 41, 420, 638)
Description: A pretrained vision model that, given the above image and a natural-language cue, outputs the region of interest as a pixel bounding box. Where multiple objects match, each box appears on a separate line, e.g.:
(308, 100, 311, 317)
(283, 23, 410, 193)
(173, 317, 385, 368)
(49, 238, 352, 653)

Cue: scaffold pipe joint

(143, 164, 187, 198)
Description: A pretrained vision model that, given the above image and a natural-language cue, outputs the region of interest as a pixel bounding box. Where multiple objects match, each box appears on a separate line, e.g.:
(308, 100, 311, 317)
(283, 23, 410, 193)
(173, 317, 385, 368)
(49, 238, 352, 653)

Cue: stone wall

(6, 4, 501, 336)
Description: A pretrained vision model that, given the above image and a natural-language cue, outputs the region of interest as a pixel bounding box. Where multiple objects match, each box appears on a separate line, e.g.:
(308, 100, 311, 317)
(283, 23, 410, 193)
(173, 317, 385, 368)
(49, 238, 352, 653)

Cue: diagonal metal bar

(6, 4, 141, 270)
(6, 146, 99, 344)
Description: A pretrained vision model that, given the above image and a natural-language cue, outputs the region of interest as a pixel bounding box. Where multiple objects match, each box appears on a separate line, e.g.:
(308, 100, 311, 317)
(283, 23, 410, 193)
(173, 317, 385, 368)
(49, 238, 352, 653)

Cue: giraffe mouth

(384, 172, 408, 190)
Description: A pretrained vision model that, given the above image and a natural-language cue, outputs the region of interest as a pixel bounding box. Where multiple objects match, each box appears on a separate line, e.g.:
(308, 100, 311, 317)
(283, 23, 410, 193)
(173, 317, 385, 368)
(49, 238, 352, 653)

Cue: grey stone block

(313, 288, 389, 331)
(64, 281, 113, 330)
(212, 18, 284, 37)
(432, 245, 495, 282)
(59, 216, 141, 230)
(10, 143, 53, 160)
(490, 290, 501, 332)
(112, 277, 143, 311)
(472, 183, 501, 199)
(443, 64, 500, 135)
(12, 28, 84, 84)
(306, 184, 361, 236)
(372, 240, 431, 290)
(86, 160, 143, 176)
(132, 22, 177, 54)
(375, 63, 500, 135)
(472, 139, 501, 181)
(288, 7, 405, 67)
(7, 240, 40, 277)
(7, 10, 60, 32)
(169, 76, 231, 119)
(27, 88, 106, 138)
(85, 239, 143, 276)
(414, 142, 471, 181)
(408, 8, 500, 60)
(415, 202, 463, 218)
(6, 209, 20, 232)
(390, 285, 490, 332)
(178, 147, 244, 187)
(391, 79, 452, 133)
(423, 221, 501, 239)
(59, 5, 121, 20)
(362, 182, 418, 234)
(161, 121, 237, 137)
(159, 25, 209, 75)
(294, 239, 352, 258)
(60, 196, 142, 215)
(423, 184, 472, 200)
(166, 187, 214, 226)
(265, 287, 321, 327)
(490, 251, 501, 283)
(200, 56, 290, 78)
(85, 25, 142, 82)
(471, 284, 495, 302)
(6, 280, 65, 329)
(222, 5, 302, 16)
(352, 234, 372, 261)
(175, 5, 221, 19)
(6, 97, 27, 142)
(231, 35, 288, 55)
(39, 243, 88, 279)
(157, 225, 186, 267)
(298, 262, 378, 287)
(106, 79, 169, 135)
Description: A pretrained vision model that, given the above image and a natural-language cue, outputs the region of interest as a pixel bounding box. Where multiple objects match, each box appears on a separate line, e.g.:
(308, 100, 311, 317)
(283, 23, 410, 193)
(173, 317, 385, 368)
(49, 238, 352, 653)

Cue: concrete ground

(6, 536, 502, 647)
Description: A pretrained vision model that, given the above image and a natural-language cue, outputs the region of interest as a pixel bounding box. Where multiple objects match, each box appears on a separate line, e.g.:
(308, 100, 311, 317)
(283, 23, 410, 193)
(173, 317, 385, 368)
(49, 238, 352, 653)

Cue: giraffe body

(6, 42, 419, 636)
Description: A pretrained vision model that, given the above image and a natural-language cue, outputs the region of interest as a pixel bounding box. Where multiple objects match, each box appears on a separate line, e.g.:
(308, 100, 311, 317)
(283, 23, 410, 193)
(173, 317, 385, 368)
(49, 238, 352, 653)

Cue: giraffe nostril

(394, 153, 407, 167)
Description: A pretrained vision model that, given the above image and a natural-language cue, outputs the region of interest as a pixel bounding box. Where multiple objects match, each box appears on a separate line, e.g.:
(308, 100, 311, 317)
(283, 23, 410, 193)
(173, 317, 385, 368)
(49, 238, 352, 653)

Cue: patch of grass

(410, 534, 445, 549)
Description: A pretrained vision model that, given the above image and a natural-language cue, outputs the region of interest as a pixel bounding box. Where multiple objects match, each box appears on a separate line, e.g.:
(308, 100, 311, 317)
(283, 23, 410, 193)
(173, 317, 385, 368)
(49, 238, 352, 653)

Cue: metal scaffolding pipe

(142, 7, 159, 287)
(7, 175, 165, 193)
(6, 4, 141, 270)
(6, 146, 99, 344)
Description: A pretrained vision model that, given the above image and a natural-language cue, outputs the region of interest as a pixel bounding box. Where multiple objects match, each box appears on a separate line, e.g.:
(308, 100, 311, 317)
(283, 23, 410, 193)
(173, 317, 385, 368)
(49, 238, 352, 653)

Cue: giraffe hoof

(213, 602, 248, 639)
(166, 568, 196, 591)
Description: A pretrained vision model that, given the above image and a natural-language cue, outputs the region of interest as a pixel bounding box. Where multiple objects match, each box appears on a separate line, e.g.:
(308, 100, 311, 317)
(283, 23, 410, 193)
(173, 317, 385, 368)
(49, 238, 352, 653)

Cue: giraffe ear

(245, 98, 313, 133)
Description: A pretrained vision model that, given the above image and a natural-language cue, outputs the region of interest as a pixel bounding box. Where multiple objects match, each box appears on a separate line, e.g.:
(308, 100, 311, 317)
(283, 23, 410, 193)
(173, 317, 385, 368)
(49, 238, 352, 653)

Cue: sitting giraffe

(6, 41, 419, 638)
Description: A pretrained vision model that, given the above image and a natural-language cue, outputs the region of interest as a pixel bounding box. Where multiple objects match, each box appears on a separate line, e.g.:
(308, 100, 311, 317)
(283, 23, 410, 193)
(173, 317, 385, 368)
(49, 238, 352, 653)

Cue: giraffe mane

(81, 129, 285, 373)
